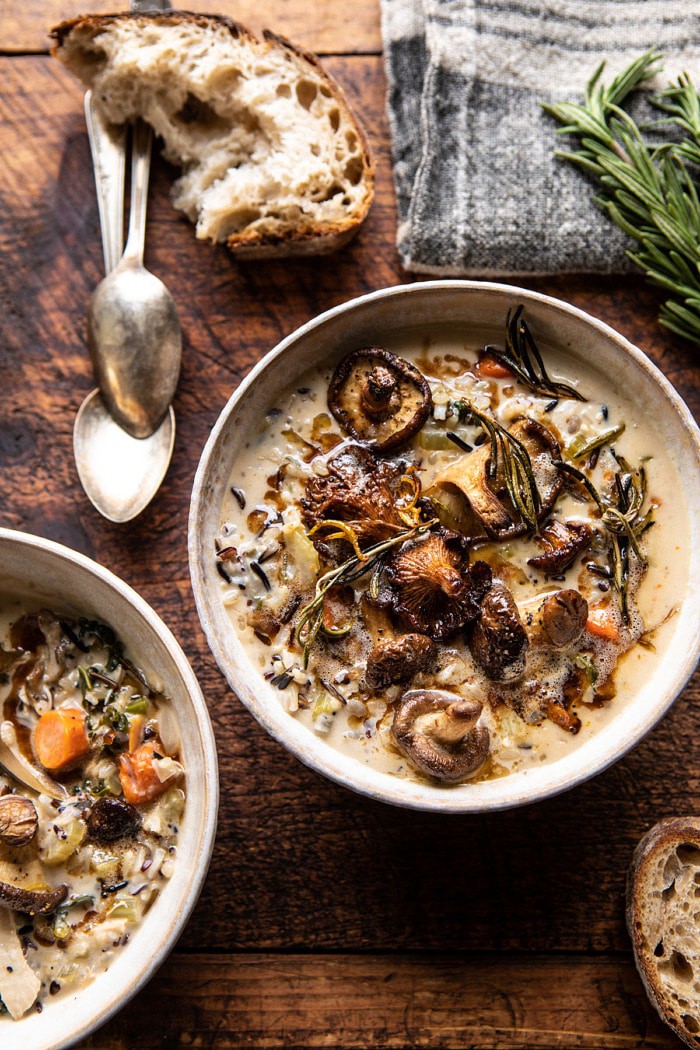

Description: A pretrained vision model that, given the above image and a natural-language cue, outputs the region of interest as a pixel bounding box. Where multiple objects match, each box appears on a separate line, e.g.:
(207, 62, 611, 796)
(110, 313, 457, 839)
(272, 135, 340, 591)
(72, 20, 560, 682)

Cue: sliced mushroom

(391, 690, 490, 783)
(247, 606, 281, 645)
(363, 634, 438, 691)
(87, 797, 142, 843)
(0, 721, 68, 802)
(522, 589, 589, 649)
(328, 348, 432, 451)
(385, 531, 492, 640)
(469, 584, 529, 681)
(0, 795, 38, 847)
(0, 880, 68, 916)
(528, 519, 591, 574)
(433, 418, 563, 540)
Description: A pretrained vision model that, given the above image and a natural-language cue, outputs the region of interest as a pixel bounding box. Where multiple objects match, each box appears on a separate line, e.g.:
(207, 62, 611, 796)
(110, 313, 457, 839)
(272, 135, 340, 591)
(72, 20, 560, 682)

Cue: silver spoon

(73, 96, 177, 523)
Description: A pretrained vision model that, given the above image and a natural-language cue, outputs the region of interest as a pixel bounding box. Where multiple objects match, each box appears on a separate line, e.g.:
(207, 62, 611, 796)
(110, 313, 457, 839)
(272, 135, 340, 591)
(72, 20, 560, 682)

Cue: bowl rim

(189, 279, 700, 813)
(0, 526, 219, 1048)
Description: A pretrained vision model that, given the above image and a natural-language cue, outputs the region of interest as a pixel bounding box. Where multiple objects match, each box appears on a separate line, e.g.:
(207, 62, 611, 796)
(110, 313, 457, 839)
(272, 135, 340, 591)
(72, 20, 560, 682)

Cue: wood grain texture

(1, 0, 382, 56)
(0, 38, 697, 1050)
(75, 952, 680, 1049)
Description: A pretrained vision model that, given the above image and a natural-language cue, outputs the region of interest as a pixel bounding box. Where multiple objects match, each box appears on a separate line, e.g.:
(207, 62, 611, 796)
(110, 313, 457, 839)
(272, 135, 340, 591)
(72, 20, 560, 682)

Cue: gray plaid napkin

(380, 0, 700, 275)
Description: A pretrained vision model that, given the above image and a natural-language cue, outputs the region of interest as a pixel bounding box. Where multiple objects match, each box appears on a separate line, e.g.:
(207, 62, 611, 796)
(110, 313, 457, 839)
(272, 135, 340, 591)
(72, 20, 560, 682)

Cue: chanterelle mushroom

(384, 530, 492, 640)
(363, 634, 438, 691)
(391, 689, 490, 782)
(433, 418, 563, 540)
(469, 584, 529, 681)
(328, 348, 432, 451)
(528, 519, 591, 574)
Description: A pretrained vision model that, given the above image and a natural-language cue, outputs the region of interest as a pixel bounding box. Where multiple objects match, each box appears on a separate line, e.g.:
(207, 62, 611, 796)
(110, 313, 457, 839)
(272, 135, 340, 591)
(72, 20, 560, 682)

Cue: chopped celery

(107, 898, 139, 923)
(281, 522, 319, 586)
(125, 697, 148, 715)
(41, 820, 86, 866)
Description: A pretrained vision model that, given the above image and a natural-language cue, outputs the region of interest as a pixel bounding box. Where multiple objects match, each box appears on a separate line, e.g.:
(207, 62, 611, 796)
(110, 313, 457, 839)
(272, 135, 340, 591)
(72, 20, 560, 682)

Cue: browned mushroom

(363, 634, 438, 691)
(384, 530, 492, 639)
(87, 797, 142, 843)
(469, 584, 529, 681)
(302, 444, 409, 557)
(523, 589, 589, 649)
(328, 348, 432, 451)
(247, 606, 281, 645)
(0, 796, 37, 848)
(528, 519, 592, 574)
(391, 690, 490, 782)
(0, 881, 68, 916)
(433, 418, 563, 540)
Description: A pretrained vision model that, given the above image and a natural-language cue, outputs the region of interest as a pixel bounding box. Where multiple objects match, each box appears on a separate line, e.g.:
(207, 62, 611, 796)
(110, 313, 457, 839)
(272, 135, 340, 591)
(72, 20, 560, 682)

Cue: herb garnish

(557, 455, 654, 621)
(483, 307, 584, 401)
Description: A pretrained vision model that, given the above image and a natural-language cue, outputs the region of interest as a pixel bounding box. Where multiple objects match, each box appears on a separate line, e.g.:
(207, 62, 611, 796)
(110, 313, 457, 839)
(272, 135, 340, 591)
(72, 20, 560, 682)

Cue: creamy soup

(0, 603, 185, 1020)
(216, 310, 688, 787)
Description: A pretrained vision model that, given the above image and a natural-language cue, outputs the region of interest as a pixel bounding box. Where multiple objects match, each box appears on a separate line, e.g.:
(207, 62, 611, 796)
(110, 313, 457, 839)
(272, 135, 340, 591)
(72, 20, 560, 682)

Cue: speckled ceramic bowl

(189, 281, 700, 813)
(0, 528, 218, 1049)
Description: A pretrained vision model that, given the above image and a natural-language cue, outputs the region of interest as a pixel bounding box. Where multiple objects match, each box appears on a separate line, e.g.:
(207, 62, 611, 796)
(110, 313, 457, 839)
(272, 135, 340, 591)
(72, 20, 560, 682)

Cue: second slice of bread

(628, 817, 700, 1048)
(51, 12, 374, 257)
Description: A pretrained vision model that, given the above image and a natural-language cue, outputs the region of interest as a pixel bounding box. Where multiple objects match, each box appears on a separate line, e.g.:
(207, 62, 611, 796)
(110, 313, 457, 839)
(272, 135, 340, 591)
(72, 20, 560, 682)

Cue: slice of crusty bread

(628, 818, 700, 1048)
(51, 12, 374, 257)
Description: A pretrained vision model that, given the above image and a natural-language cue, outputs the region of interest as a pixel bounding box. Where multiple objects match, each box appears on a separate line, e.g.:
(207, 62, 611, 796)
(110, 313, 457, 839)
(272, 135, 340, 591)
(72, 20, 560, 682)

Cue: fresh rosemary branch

(556, 456, 654, 622)
(543, 51, 700, 344)
(486, 306, 584, 401)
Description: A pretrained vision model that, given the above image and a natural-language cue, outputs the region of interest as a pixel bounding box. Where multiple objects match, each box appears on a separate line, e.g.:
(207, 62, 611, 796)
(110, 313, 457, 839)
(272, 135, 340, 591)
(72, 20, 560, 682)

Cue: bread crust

(50, 11, 375, 258)
(627, 817, 700, 1048)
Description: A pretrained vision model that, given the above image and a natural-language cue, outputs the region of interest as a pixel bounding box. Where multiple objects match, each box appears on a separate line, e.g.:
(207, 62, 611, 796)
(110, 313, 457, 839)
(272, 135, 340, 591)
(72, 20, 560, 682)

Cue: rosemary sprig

(556, 456, 654, 621)
(543, 51, 700, 345)
(485, 306, 584, 401)
(454, 401, 542, 531)
(568, 422, 625, 460)
(295, 521, 436, 666)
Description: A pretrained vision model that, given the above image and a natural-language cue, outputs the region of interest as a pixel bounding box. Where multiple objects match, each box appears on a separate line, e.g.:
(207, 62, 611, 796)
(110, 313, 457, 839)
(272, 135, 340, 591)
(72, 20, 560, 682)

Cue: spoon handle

(84, 90, 126, 276)
(122, 119, 153, 268)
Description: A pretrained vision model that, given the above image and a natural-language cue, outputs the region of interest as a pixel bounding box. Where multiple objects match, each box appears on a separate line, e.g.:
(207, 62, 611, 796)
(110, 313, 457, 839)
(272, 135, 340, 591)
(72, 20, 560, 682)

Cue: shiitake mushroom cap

(328, 348, 432, 452)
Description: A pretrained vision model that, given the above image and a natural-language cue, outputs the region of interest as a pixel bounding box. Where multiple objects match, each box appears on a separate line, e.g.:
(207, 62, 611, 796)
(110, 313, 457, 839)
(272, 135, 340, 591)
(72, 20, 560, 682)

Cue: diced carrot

(586, 607, 621, 641)
(34, 708, 90, 772)
(118, 739, 172, 806)
(475, 350, 514, 379)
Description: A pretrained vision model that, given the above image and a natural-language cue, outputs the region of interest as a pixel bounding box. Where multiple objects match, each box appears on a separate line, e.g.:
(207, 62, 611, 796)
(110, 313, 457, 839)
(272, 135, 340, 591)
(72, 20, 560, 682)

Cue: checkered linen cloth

(380, 0, 700, 275)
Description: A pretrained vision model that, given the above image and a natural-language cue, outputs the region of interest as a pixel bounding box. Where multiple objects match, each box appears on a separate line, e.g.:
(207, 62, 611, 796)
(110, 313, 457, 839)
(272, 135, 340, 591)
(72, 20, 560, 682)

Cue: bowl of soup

(189, 281, 700, 812)
(0, 527, 218, 1047)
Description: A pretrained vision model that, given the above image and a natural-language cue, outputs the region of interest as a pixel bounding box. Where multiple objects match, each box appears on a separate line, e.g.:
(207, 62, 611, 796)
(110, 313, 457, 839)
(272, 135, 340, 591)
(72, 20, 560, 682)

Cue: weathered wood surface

(0, 20, 698, 1050)
(77, 953, 680, 1049)
(1, 0, 382, 56)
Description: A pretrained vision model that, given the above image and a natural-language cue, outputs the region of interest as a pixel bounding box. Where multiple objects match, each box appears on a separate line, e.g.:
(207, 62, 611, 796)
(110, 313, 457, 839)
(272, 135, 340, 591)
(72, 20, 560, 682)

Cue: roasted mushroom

(469, 584, 529, 681)
(528, 519, 592, 574)
(391, 690, 490, 782)
(0, 795, 38, 848)
(0, 880, 68, 916)
(363, 634, 438, 691)
(302, 444, 410, 556)
(87, 797, 142, 843)
(328, 348, 432, 451)
(384, 530, 492, 640)
(433, 417, 563, 540)
(523, 589, 589, 650)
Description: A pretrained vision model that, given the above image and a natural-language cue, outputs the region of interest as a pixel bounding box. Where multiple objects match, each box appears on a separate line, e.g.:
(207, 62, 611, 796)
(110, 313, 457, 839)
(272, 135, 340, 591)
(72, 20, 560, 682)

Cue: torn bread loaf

(51, 12, 374, 257)
(628, 818, 700, 1048)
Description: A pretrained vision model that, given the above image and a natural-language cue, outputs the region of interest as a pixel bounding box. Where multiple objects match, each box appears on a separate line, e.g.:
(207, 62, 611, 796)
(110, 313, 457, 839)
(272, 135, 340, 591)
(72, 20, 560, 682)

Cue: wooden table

(1, 2, 698, 1046)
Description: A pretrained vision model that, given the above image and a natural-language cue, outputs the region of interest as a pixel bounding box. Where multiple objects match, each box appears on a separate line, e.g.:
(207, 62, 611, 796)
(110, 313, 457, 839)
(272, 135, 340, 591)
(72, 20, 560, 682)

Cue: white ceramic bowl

(0, 528, 218, 1050)
(189, 281, 700, 813)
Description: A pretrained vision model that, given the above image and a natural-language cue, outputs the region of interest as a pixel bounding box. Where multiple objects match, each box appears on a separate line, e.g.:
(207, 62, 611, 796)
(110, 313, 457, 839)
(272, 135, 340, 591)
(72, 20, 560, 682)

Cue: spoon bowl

(88, 258, 181, 437)
(74, 389, 175, 523)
